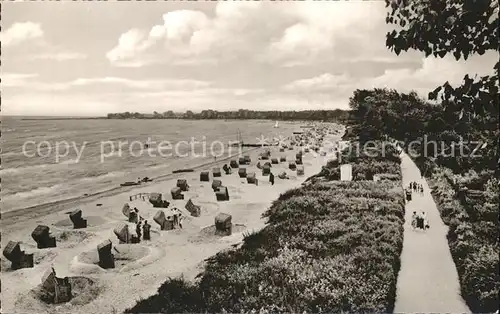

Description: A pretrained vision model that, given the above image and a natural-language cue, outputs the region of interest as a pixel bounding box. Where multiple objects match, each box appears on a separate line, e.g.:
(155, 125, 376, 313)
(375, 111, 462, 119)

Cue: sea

(1, 117, 298, 213)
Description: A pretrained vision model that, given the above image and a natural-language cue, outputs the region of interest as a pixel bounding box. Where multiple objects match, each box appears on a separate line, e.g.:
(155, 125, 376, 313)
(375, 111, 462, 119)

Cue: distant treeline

(106, 109, 350, 122)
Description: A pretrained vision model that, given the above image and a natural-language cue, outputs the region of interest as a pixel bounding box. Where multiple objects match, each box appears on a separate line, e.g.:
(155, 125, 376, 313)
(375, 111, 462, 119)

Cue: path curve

(394, 152, 470, 313)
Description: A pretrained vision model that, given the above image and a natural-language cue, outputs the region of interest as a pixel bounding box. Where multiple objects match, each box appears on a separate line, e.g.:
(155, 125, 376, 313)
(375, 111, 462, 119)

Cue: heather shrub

(126, 160, 405, 313)
(429, 168, 499, 313)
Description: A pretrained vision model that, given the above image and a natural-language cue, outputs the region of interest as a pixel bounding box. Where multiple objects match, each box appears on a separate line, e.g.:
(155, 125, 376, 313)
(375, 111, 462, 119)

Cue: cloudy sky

(2, 1, 497, 116)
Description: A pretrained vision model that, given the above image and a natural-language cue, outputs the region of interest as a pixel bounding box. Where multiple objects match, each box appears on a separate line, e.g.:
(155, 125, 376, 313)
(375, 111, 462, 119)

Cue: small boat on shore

(120, 177, 152, 187)
(120, 181, 141, 187)
(172, 169, 194, 174)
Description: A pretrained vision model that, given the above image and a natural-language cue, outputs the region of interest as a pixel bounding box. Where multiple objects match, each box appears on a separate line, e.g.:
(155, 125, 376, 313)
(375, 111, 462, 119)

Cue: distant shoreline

(20, 117, 107, 121)
(17, 117, 343, 121)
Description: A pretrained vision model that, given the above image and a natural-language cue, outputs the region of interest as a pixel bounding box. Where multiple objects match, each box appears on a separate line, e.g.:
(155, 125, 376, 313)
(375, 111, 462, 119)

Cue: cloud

(105, 2, 310, 66)
(106, 1, 408, 68)
(283, 73, 351, 93)
(0, 22, 43, 46)
(2, 22, 87, 61)
(2, 75, 212, 92)
(31, 52, 87, 61)
(2, 93, 121, 116)
(1, 73, 39, 87)
(69, 77, 211, 90)
(283, 52, 498, 98)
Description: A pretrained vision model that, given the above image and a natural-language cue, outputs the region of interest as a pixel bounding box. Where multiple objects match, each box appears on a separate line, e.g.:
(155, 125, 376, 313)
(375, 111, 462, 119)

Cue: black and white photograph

(0, 1, 498, 313)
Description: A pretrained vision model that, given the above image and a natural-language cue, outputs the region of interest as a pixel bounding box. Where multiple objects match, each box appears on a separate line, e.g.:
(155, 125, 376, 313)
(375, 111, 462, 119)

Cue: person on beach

(269, 172, 275, 185)
(179, 215, 184, 229)
(136, 221, 142, 241)
(142, 220, 151, 240)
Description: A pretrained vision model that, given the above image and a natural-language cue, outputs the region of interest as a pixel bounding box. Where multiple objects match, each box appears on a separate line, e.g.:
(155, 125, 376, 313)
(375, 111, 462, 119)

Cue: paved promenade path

(394, 152, 470, 313)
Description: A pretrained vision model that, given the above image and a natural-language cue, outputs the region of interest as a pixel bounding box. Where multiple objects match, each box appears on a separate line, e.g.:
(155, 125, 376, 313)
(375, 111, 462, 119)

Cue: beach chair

(212, 167, 222, 177)
(230, 160, 239, 168)
(216, 186, 230, 201)
(154, 210, 173, 231)
(212, 179, 222, 192)
(185, 199, 201, 217)
(238, 157, 247, 165)
(271, 158, 279, 165)
(247, 172, 257, 185)
(41, 268, 72, 304)
(69, 209, 87, 229)
(114, 223, 130, 243)
(31, 225, 56, 249)
(97, 239, 115, 269)
(278, 171, 289, 180)
(280, 156, 286, 162)
(262, 164, 271, 176)
(177, 179, 189, 191)
(122, 203, 131, 218)
(238, 167, 247, 178)
(215, 213, 232, 236)
(200, 171, 210, 182)
(3, 241, 34, 270)
(171, 187, 184, 200)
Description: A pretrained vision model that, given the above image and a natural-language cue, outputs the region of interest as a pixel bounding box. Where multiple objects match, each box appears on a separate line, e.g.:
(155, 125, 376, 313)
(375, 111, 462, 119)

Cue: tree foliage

(385, 0, 499, 116)
(108, 109, 350, 122)
(348, 88, 498, 173)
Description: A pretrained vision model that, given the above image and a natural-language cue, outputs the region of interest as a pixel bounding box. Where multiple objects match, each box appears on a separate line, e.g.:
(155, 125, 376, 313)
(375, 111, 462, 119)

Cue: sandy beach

(1, 125, 343, 314)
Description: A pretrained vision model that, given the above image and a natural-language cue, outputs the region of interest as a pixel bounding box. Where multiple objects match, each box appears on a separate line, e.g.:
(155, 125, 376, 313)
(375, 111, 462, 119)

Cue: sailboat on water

(229, 129, 244, 147)
(274, 121, 279, 128)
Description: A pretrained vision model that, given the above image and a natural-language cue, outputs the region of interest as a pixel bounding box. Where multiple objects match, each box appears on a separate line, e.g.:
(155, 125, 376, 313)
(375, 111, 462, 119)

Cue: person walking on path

(420, 211, 429, 229)
(394, 152, 470, 313)
(411, 211, 418, 230)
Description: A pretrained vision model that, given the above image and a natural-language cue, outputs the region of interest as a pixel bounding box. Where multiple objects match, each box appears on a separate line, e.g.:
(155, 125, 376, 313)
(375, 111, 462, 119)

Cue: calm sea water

(1, 117, 298, 213)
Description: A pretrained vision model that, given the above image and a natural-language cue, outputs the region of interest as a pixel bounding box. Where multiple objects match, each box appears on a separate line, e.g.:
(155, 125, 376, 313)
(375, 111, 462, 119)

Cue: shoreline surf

(0, 145, 263, 224)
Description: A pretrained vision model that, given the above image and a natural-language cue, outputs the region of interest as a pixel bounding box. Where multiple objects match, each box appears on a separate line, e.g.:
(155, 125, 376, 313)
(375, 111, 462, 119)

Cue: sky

(1, 1, 497, 116)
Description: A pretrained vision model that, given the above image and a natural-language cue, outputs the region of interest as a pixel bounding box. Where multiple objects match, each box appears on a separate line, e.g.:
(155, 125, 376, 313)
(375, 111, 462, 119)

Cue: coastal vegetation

(377, 2, 499, 309)
(106, 109, 350, 122)
(126, 137, 405, 313)
(346, 86, 498, 312)
(126, 1, 498, 312)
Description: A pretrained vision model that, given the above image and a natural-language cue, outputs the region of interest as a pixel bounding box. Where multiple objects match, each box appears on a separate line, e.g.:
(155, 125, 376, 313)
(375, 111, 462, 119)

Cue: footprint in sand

(15, 276, 102, 311)
(71, 243, 164, 275)
(52, 215, 109, 229)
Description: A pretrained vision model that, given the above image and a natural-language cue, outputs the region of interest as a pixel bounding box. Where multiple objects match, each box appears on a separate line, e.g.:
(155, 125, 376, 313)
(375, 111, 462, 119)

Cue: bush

(429, 169, 499, 313)
(126, 175, 405, 313)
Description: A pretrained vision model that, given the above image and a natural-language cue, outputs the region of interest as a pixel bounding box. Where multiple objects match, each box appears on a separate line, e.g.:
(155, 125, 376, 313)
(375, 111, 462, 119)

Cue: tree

(385, 0, 499, 170)
(385, 0, 499, 116)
